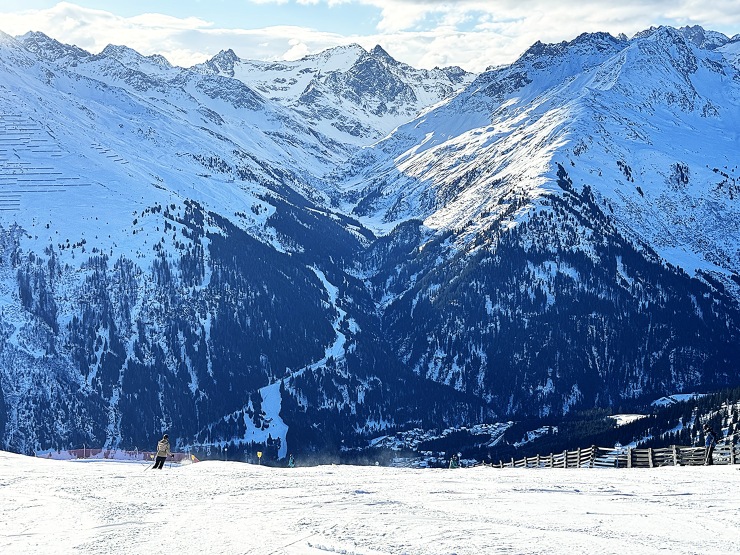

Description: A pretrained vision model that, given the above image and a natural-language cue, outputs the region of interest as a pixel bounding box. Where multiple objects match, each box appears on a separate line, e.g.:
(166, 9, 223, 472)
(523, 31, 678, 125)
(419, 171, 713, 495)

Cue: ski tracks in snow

(2, 452, 739, 554)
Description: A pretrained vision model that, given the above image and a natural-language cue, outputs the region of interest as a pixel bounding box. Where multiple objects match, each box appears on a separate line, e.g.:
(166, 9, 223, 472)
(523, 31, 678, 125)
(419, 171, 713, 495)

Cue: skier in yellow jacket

(153, 434, 172, 469)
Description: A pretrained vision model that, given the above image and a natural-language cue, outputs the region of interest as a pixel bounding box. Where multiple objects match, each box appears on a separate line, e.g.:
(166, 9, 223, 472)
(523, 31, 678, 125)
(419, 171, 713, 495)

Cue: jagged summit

(202, 48, 239, 76)
(192, 40, 473, 145)
(522, 32, 626, 60)
(100, 43, 174, 70)
(631, 24, 731, 49)
(18, 30, 88, 62)
(369, 44, 396, 63)
(677, 25, 731, 50)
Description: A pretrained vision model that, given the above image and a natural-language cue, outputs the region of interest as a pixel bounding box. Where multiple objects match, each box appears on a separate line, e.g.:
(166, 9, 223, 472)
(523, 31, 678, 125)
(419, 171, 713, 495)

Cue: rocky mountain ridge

(195, 42, 474, 145)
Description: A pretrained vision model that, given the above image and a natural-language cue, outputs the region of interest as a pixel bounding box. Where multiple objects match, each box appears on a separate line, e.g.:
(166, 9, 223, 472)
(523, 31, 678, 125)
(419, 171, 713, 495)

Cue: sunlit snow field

(1, 450, 737, 554)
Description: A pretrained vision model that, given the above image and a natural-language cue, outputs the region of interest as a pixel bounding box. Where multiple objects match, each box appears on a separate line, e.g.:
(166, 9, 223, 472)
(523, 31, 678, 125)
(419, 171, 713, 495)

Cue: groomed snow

(1, 450, 737, 554)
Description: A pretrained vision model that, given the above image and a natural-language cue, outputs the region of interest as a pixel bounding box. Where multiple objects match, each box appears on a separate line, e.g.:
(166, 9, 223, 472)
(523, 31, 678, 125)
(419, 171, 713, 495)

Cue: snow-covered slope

(2, 451, 738, 555)
(4, 30, 367, 262)
(340, 27, 740, 284)
(719, 37, 740, 69)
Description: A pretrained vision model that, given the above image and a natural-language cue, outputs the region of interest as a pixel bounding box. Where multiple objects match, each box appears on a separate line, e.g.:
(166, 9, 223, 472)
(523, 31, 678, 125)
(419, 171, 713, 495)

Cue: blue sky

(1, 0, 383, 35)
(1, 1, 739, 71)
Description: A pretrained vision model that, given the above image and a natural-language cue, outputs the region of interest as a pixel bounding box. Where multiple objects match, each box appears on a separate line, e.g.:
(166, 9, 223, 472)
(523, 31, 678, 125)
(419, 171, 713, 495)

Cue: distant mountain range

(0, 25, 738, 461)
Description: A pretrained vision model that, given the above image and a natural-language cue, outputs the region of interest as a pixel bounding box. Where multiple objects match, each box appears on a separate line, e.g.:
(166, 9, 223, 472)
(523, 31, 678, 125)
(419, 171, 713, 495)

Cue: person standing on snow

(449, 454, 460, 469)
(703, 424, 718, 466)
(288, 454, 295, 468)
(153, 433, 172, 469)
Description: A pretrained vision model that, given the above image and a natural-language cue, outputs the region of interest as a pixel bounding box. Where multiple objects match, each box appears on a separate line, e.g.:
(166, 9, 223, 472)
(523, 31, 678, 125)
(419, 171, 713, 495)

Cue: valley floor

(0, 450, 737, 554)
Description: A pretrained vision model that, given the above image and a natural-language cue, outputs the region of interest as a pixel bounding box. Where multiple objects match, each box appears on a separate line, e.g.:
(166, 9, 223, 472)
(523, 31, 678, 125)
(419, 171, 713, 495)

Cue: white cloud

(282, 37, 312, 60)
(0, 1, 217, 65)
(356, 0, 740, 39)
(1, 1, 739, 72)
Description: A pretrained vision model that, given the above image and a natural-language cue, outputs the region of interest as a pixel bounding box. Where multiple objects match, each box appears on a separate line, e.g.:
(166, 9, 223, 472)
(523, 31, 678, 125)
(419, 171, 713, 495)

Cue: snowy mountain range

(195, 43, 472, 146)
(0, 25, 738, 461)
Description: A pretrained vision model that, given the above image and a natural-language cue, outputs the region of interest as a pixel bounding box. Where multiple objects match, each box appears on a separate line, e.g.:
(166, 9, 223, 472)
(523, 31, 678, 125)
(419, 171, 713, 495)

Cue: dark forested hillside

(371, 166, 740, 419)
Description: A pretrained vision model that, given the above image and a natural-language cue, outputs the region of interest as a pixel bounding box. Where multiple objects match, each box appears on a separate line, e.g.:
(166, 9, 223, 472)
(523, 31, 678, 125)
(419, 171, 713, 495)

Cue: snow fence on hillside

(494, 443, 739, 468)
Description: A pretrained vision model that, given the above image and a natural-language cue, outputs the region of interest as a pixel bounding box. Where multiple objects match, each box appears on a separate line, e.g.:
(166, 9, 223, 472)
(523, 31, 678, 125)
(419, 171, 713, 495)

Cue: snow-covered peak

(0, 30, 20, 52)
(100, 43, 173, 72)
(18, 31, 89, 63)
(631, 26, 661, 40)
(602, 24, 737, 118)
(197, 43, 368, 82)
(297, 43, 368, 72)
(200, 48, 239, 76)
(463, 31, 626, 108)
(631, 25, 729, 52)
(369, 44, 396, 64)
(0, 31, 46, 71)
(677, 25, 730, 50)
(521, 31, 626, 62)
(0, 28, 363, 264)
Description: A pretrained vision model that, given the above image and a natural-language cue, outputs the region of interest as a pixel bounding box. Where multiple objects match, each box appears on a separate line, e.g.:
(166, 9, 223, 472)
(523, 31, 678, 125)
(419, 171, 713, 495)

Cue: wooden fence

(493, 443, 739, 469)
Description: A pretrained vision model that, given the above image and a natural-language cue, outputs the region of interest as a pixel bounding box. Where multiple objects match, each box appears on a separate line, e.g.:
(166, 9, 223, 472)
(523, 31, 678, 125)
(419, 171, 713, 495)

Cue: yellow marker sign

(257, 451, 263, 458)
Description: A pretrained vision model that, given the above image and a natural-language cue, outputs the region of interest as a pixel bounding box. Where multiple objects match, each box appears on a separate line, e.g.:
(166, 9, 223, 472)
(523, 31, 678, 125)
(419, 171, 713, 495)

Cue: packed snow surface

(1, 451, 738, 554)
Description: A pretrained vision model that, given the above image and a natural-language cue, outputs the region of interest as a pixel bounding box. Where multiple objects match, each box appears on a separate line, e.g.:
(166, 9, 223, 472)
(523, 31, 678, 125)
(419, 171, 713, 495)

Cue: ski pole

(143, 453, 155, 470)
